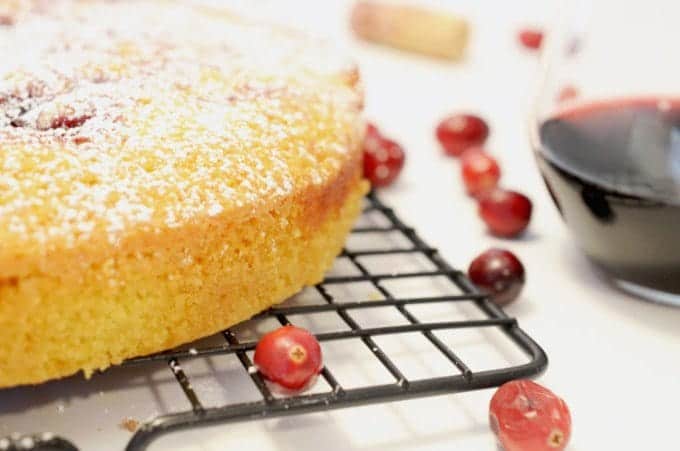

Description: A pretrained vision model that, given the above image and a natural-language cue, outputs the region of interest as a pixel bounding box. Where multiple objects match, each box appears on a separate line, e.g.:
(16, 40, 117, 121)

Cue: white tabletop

(223, 1, 680, 450)
(2, 1, 679, 450)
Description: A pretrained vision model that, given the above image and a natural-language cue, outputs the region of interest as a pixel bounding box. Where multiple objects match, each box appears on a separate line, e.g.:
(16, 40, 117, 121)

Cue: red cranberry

(518, 28, 544, 50)
(468, 248, 525, 305)
(461, 149, 501, 197)
(478, 189, 532, 237)
(363, 123, 405, 188)
(254, 325, 323, 392)
(436, 114, 489, 157)
(490, 380, 571, 451)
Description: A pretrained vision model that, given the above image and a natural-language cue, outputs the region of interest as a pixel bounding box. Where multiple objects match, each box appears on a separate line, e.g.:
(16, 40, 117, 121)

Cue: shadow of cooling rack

(0, 192, 547, 451)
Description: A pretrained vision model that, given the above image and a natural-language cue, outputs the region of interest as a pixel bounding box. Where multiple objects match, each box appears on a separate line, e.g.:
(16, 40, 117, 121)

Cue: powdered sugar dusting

(0, 0, 362, 249)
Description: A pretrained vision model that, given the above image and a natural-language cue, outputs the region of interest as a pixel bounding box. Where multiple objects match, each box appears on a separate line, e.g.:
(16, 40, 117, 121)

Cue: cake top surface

(0, 0, 361, 251)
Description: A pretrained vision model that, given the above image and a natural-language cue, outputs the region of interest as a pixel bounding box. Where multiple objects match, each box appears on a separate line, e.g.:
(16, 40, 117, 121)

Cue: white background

(213, 1, 680, 450)
(2, 1, 680, 450)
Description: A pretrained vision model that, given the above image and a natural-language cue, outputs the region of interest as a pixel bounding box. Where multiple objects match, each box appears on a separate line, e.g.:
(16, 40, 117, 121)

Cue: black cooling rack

(1, 193, 547, 451)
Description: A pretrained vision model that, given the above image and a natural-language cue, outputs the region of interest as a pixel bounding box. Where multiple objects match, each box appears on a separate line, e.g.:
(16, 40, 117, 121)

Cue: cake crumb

(368, 291, 383, 300)
(120, 417, 139, 432)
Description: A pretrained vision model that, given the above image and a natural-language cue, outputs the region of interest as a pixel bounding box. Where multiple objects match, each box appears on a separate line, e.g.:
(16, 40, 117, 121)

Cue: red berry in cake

(35, 103, 93, 130)
(52, 113, 92, 129)
(254, 325, 323, 392)
(518, 28, 544, 50)
(363, 123, 405, 188)
(478, 188, 532, 237)
(461, 149, 501, 197)
(436, 114, 489, 156)
(73, 136, 92, 145)
(489, 380, 571, 451)
(468, 248, 525, 305)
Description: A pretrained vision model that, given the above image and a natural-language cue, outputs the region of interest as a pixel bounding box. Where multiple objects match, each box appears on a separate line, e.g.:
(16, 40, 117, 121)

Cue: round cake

(0, 0, 367, 387)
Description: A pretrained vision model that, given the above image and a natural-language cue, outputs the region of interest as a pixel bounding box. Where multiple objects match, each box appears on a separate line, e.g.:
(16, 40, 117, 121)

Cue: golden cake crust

(0, 0, 367, 387)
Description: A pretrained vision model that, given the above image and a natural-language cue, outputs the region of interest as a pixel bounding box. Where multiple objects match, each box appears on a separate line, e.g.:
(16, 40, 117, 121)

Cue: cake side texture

(0, 0, 367, 387)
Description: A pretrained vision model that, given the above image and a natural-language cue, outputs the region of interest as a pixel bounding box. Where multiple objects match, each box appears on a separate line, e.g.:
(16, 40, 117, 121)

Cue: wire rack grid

(1, 193, 547, 451)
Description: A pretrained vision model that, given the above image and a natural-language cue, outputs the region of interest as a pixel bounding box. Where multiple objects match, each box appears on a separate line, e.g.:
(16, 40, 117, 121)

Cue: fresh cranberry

(468, 248, 525, 305)
(436, 114, 489, 157)
(490, 380, 571, 451)
(518, 28, 544, 50)
(254, 325, 323, 392)
(461, 149, 501, 197)
(478, 188, 532, 237)
(363, 123, 405, 188)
